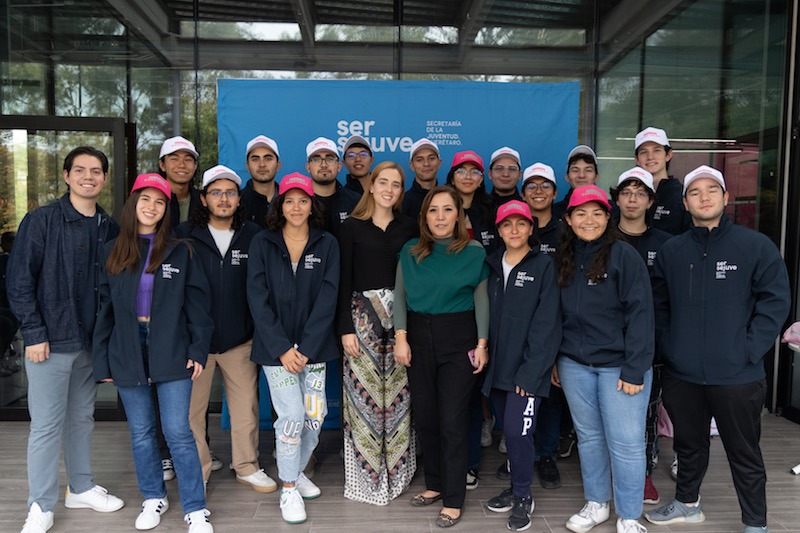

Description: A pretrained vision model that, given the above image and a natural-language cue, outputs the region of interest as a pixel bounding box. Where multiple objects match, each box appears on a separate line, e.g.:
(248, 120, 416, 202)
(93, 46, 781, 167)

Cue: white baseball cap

(567, 145, 597, 163)
(635, 127, 670, 150)
(160, 136, 198, 159)
(342, 135, 373, 155)
(522, 163, 556, 186)
(306, 137, 339, 158)
(616, 167, 655, 192)
(409, 138, 440, 161)
(202, 165, 242, 189)
(490, 146, 521, 168)
(683, 165, 726, 195)
(246, 135, 280, 159)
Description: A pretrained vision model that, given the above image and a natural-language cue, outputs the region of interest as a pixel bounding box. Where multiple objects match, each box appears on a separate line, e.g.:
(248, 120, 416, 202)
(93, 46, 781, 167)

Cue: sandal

(410, 492, 442, 506)
(436, 511, 462, 528)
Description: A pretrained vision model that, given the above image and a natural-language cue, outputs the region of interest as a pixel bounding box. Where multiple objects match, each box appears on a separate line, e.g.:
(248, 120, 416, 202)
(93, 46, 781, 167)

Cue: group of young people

(8, 126, 790, 533)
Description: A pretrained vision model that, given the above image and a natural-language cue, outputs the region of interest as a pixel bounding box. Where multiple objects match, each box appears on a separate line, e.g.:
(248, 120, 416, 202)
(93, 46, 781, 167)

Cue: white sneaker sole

(236, 477, 278, 493)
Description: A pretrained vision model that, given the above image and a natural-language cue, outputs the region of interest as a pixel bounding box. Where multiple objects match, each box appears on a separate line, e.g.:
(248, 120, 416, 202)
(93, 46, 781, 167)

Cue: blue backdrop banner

(217, 79, 579, 196)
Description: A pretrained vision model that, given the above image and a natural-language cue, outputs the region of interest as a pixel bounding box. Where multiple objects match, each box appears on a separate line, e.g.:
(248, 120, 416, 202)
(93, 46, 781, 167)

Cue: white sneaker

(184, 509, 213, 533)
(481, 415, 495, 447)
(566, 501, 610, 533)
(279, 488, 307, 524)
(236, 469, 278, 493)
(295, 472, 321, 499)
(163, 458, 176, 481)
(21, 503, 53, 533)
(209, 451, 223, 472)
(64, 485, 124, 513)
(498, 435, 508, 454)
(617, 518, 647, 533)
(670, 456, 678, 481)
(135, 498, 169, 530)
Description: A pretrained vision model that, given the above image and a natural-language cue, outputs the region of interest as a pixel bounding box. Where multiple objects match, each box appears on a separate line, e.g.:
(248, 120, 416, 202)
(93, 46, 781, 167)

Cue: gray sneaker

(743, 527, 768, 533)
(644, 499, 705, 525)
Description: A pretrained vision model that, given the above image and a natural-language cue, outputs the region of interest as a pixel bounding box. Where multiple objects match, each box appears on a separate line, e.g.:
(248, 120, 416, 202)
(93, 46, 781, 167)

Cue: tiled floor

(2, 413, 800, 532)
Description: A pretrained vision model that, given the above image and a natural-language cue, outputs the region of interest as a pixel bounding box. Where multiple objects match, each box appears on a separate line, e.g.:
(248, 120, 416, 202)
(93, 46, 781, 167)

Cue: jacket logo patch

(540, 243, 556, 254)
(480, 231, 495, 246)
(231, 249, 248, 266)
(715, 260, 738, 280)
(339, 211, 349, 222)
(647, 250, 658, 267)
(587, 273, 609, 286)
(653, 206, 671, 220)
(161, 264, 180, 279)
(304, 253, 321, 270)
(514, 271, 535, 287)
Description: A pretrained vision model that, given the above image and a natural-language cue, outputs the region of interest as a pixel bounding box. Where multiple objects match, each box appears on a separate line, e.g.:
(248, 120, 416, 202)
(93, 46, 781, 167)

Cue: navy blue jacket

(648, 177, 691, 235)
(239, 180, 272, 228)
(620, 226, 672, 277)
(466, 203, 500, 254)
(176, 220, 261, 353)
(92, 239, 214, 386)
(652, 215, 790, 385)
(401, 180, 430, 222)
(483, 246, 561, 398)
(318, 183, 360, 237)
(7, 194, 119, 352)
(534, 216, 561, 256)
(559, 239, 654, 385)
(169, 187, 202, 229)
(247, 228, 340, 366)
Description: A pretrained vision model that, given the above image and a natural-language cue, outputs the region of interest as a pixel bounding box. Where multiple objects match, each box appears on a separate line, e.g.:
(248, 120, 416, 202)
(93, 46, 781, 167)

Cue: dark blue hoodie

(247, 227, 340, 366)
(559, 238, 654, 385)
(482, 245, 561, 397)
(652, 215, 790, 385)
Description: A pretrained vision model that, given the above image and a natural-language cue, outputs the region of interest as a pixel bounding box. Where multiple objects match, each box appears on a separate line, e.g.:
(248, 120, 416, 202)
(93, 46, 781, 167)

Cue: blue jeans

(558, 356, 651, 520)
(263, 363, 327, 484)
(116, 323, 206, 514)
(26, 350, 97, 512)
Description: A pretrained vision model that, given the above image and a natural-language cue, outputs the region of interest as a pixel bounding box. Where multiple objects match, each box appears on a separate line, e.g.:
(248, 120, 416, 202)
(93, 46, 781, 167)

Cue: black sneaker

(496, 460, 511, 480)
(557, 431, 577, 458)
(487, 487, 514, 513)
(507, 496, 533, 531)
(466, 468, 479, 491)
(536, 456, 561, 489)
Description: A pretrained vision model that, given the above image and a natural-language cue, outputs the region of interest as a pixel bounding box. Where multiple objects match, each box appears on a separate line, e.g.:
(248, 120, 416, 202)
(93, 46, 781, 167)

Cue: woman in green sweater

(394, 185, 490, 528)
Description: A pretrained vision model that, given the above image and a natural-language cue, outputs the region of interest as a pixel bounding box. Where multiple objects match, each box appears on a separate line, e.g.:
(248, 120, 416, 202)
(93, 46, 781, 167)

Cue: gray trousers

(25, 349, 97, 511)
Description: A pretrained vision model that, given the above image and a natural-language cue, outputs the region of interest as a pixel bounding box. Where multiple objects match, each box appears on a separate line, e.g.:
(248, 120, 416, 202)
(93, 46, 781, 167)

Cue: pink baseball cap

(451, 150, 484, 172)
(567, 184, 611, 212)
(131, 173, 171, 199)
(495, 200, 533, 226)
(278, 172, 314, 197)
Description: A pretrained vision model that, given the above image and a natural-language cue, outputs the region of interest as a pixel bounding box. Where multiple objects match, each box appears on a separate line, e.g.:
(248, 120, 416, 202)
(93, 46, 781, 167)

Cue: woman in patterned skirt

(337, 161, 419, 505)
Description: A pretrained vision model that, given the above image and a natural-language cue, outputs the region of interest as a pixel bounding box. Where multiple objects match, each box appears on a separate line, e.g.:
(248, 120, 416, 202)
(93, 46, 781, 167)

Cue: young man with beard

(305, 137, 360, 237)
(402, 138, 442, 220)
(552, 145, 601, 220)
(177, 165, 274, 494)
(609, 167, 671, 507)
(342, 135, 374, 196)
(9, 147, 124, 533)
(645, 166, 790, 532)
(240, 135, 282, 228)
(488, 147, 523, 209)
(634, 127, 690, 235)
(159, 136, 202, 229)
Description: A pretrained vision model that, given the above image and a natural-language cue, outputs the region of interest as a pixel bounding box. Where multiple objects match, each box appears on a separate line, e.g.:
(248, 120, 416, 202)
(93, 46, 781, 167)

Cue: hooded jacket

(247, 227, 340, 366)
(483, 245, 561, 397)
(559, 238, 654, 385)
(92, 239, 214, 386)
(176, 220, 262, 353)
(652, 215, 790, 385)
(648, 177, 691, 235)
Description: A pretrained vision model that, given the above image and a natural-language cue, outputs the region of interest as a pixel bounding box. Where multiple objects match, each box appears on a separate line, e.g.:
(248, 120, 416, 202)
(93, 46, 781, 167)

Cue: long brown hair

(106, 189, 172, 275)
(556, 205, 620, 287)
(350, 161, 406, 221)
(410, 185, 470, 263)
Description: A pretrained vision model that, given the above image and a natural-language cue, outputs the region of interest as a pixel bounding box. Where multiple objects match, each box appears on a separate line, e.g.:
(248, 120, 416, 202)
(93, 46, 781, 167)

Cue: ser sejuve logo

(715, 260, 738, 280)
(514, 271, 535, 288)
(304, 253, 321, 270)
(161, 264, 180, 279)
(231, 249, 248, 266)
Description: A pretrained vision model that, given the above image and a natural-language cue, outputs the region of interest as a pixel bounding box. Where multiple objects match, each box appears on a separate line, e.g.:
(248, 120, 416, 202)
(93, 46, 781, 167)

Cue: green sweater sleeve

(473, 277, 489, 339)
(393, 261, 407, 331)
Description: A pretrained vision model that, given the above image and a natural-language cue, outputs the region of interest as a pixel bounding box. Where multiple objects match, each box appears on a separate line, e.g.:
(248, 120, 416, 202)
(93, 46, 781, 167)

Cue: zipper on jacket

(688, 263, 694, 298)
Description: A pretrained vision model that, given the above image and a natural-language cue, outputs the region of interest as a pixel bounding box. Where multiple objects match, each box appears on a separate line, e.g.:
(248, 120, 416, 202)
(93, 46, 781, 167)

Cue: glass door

(0, 115, 130, 420)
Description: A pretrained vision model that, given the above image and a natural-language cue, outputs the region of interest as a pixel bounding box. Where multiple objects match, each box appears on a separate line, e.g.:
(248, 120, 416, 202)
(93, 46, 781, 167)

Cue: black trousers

(407, 310, 477, 509)
(662, 374, 767, 526)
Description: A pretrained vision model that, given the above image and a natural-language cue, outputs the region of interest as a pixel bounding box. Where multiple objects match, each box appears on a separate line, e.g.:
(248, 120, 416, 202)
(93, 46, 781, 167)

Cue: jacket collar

(486, 244, 538, 275)
(58, 193, 109, 222)
(690, 213, 732, 242)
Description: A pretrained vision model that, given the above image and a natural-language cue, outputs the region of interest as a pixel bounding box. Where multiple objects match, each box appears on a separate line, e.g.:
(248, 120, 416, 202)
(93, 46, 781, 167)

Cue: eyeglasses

(345, 151, 370, 159)
(618, 190, 649, 200)
(206, 190, 238, 199)
(454, 168, 483, 179)
(308, 155, 339, 164)
(492, 165, 520, 173)
(524, 181, 554, 192)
